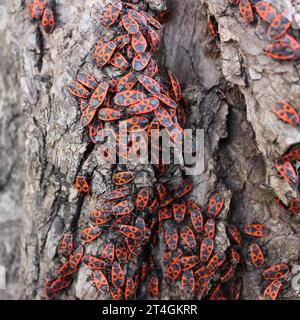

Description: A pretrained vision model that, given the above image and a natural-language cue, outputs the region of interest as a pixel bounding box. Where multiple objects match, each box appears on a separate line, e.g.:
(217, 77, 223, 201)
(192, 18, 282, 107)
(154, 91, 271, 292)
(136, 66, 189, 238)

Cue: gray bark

(0, 0, 299, 300)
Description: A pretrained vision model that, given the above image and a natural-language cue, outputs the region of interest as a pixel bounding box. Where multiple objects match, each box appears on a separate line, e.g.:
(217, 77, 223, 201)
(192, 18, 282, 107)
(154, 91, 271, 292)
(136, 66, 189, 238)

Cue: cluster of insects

(228, 0, 300, 60)
(27, 0, 55, 34)
(161, 192, 291, 300)
(43, 0, 292, 300)
(227, 1, 300, 215)
(208, 2, 300, 127)
(45, 0, 186, 299)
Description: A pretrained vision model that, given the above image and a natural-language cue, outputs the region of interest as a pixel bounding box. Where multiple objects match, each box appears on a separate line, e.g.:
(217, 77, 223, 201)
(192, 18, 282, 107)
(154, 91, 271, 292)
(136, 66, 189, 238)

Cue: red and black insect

(120, 116, 149, 132)
(80, 226, 102, 243)
(145, 58, 159, 78)
(249, 243, 265, 268)
(265, 35, 300, 60)
(57, 260, 77, 277)
(164, 223, 179, 251)
(99, 108, 123, 121)
(268, 13, 292, 39)
(203, 219, 216, 239)
(173, 180, 193, 199)
(226, 224, 242, 245)
(89, 118, 104, 143)
(264, 41, 296, 60)
(173, 200, 187, 223)
(116, 33, 131, 50)
(230, 246, 241, 265)
(200, 238, 214, 263)
(273, 101, 300, 126)
(80, 98, 89, 113)
(194, 265, 216, 280)
(75, 176, 90, 195)
(90, 82, 110, 110)
(115, 90, 147, 106)
(45, 276, 72, 298)
(181, 269, 195, 295)
(94, 40, 118, 66)
(154, 107, 174, 128)
(138, 74, 161, 94)
(154, 93, 177, 110)
(83, 255, 108, 270)
(59, 234, 74, 258)
(132, 31, 148, 53)
(41, 7, 55, 33)
(195, 278, 209, 300)
(69, 81, 90, 99)
(103, 186, 131, 201)
(132, 52, 152, 71)
(126, 237, 142, 256)
(118, 73, 137, 94)
(110, 52, 129, 69)
(124, 278, 135, 300)
(122, 13, 140, 34)
(115, 240, 128, 264)
(244, 224, 269, 238)
(168, 71, 182, 102)
(166, 260, 182, 281)
(263, 280, 282, 300)
(110, 286, 123, 300)
(112, 171, 135, 185)
(220, 264, 236, 283)
(112, 200, 135, 216)
(149, 197, 159, 214)
(255, 1, 276, 24)
(180, 226, 197, 248)
(143, 11, 162, 30)
(275, 159, 298, 185)
(263, 264, 289, 280)
(80, 105, 98, 127)
(69, 245, 84, 269)
(187, 201, 203, 233)
(128, 9, 148, 27)
(207, 252, 226, 270)
(101, 243, 115, 265)
(111, 261, 125, 288)
(136, 188, 150, 211)
(102, 3, 122, 26)
(233, 0, 254, 23)
(93, 270, 110, 294)
(119, 224, 144, 239)
(147, 273, 159, 298)
(29, 0, 45, 19)
(126, 97, 160, 115)
(95, 199, 113, 213)
(148, 26, 161, 52)
(207, 193, 224, 218)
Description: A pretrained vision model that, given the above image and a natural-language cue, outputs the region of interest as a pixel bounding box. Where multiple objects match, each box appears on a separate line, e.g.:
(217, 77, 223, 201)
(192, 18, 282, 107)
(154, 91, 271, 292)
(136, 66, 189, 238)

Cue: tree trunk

(0, 0, 299, 300)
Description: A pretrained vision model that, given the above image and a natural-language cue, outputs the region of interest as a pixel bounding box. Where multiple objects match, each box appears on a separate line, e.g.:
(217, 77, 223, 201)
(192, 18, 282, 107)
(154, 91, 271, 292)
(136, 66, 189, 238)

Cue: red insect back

(41, 7, 55, 33)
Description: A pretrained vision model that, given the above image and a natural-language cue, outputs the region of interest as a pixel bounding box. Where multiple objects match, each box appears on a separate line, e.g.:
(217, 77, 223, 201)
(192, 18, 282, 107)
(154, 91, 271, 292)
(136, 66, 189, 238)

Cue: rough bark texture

(0, 0, 299, 300)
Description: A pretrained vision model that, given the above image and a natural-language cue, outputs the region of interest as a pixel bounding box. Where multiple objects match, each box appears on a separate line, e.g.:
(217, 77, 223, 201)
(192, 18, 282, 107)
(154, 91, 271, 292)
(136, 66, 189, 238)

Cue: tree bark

(0, 0, 299, 300)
